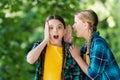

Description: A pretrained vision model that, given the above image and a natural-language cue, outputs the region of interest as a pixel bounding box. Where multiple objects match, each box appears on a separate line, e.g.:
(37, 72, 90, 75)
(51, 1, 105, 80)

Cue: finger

(69, 48, 73, 53)
(71, 45, 75, 49)
(69, 46, 72, 50)
(73, 45, 76, 48)
(68, 24, 72, 28)
(69, 48, 71, 52)
(45, 21, 49, 28)
(70, 45, 74, 48)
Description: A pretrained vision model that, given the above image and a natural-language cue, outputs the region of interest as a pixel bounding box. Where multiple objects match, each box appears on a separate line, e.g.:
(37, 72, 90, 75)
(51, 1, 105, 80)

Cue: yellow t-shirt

(43, 43, 63, 80)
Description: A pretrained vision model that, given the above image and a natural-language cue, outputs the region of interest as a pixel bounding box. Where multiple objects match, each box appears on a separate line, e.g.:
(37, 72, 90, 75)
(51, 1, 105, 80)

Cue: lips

(53, 35, 59, 39)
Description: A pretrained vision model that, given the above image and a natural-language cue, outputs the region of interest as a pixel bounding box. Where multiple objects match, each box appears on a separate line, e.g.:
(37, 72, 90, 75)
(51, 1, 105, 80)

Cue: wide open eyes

(57, 25, 62, 29)
(49, 26, 53, 30)
(49, 24, 64, 31)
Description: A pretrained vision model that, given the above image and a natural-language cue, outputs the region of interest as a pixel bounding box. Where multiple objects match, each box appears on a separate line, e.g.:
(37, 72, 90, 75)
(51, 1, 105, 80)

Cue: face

(48, 19, 65, 45)
(73, 16, 86, 37)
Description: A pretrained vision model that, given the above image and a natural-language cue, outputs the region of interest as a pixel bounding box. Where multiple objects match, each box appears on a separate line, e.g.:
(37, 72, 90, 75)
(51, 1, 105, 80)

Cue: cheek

(75, 23, 80, 28)
(75, 25, 81, 31)
(49, 32, 53, 37)
(60, 30, 65, 36)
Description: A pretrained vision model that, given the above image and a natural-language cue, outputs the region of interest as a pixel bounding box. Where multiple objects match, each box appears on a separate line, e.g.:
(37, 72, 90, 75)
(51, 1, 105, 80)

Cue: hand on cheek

(64, 25, 73, 43)
(44, 21, 50, 42)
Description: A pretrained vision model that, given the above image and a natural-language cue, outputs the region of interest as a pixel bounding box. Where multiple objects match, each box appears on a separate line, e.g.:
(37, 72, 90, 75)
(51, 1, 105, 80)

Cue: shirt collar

(92, 31, 100, 40)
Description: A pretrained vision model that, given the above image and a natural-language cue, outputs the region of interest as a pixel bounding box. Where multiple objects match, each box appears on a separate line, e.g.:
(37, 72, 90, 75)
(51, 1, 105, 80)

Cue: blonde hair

(75, 10, 98, 56)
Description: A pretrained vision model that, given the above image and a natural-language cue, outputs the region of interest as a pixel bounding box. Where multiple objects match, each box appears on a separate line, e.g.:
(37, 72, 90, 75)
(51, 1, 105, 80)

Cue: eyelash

(49, 27, 53, 30)
(49, 26, 62, 30)
(58, 26, 62, 29)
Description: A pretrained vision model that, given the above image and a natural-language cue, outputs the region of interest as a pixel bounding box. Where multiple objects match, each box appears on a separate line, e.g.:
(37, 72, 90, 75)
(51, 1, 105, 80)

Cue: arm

(87, 40, 107, 79)
(26, 40, 48, 64)
(70, 39, 107, 79)
(26, 21, 50, 64)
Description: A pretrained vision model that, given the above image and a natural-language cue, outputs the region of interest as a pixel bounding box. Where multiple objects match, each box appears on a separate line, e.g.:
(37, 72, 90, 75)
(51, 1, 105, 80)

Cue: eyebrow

(58, 24, 63, 26)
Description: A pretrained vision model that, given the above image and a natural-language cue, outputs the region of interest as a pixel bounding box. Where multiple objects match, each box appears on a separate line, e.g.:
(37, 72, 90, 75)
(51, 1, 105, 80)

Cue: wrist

(74, 56, 81, 62)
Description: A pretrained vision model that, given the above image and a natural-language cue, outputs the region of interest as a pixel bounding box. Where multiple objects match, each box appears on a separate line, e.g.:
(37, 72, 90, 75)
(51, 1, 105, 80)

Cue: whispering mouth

(53, 35, 59, 39)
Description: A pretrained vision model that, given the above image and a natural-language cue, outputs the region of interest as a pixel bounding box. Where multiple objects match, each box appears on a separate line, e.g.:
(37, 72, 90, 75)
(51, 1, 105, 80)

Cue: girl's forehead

(75, 16, 80, 20)
(48, 19, 63, 26)
(75, 16, 81, 22)
(48, 19, 61, 23)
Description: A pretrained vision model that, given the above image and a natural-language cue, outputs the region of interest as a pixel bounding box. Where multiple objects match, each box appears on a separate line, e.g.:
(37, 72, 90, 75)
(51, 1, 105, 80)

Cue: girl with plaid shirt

(26, 15, 81, 80)
(69, 10, 120, 80)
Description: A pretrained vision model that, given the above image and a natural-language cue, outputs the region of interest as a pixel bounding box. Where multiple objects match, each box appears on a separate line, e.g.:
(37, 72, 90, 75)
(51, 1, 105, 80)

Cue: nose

(53, 28, 57, 32)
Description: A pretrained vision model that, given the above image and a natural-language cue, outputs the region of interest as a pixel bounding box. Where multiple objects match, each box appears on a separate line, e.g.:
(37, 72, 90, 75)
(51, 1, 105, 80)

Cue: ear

(84, 22, 89, 29)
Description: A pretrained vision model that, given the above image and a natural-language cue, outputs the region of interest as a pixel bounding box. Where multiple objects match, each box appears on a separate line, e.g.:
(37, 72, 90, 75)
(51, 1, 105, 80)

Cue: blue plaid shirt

(81, 32, 120, 80)
(31, 41, 81, 80)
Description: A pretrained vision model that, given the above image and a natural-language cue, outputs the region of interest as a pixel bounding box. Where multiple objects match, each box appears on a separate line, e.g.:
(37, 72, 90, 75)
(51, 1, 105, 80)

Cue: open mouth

(53, 35, 59, 39)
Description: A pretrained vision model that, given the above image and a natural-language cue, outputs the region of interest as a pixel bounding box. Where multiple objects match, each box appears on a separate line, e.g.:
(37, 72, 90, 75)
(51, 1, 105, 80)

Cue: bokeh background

(0, 0, 120, 80)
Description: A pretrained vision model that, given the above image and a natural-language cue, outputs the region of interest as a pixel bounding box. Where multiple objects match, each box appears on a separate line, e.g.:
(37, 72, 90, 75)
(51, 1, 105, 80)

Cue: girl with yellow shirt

(26, 15, 81, 80)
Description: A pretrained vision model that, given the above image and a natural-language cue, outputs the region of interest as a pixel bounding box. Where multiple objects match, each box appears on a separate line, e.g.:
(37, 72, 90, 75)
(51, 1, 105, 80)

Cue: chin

(76, 34, 81, 38)
(51, 40, 59, 44)
(76, 35, 79, 38)
(76, 33, 79, 37)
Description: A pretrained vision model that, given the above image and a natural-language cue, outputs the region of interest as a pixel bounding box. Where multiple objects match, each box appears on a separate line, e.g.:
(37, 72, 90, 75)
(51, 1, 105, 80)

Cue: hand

(44, 21, 49, 42)
(64, 25, 73, 43)
(69, 45, 80, 60)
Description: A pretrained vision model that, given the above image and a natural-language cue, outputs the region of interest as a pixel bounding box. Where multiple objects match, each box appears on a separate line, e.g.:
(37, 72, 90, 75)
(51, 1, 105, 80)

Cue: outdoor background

(0, 0, 120, 80)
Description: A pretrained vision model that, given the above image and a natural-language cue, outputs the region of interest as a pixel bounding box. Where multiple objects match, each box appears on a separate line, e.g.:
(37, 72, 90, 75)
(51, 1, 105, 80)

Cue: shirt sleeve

(32, 41, 41, 49)
(65, 43, 81, 79)
(87, 38, 108, 79)
(71, 59, 81, 79)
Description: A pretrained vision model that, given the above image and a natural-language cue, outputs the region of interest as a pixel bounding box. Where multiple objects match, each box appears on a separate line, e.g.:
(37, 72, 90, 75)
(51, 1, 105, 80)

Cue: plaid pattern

(32, 41, 81, 80)
(81, 32, 120, 80)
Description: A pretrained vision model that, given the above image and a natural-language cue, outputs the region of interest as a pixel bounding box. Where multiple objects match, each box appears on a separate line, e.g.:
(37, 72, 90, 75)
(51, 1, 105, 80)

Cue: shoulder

(92, 36, 108, 48)
(91, 37, 108, 53)
(91, 32, 109, 48)
(65, 42, 72, 46)
(34, 40, 42, 45)
(91, 37, 110, 60)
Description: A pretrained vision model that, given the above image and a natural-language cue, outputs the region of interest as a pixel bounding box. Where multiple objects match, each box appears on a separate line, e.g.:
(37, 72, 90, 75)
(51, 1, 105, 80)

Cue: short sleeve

(32, 41, 41, 49)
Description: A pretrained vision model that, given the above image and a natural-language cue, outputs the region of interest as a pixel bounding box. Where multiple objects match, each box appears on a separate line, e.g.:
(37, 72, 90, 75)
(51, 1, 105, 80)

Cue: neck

(49, 41, 63, 47)
(84, 32, 89, 44)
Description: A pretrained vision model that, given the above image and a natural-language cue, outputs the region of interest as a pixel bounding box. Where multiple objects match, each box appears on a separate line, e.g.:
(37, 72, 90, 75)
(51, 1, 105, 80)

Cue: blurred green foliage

(0, 0, 120, 80)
